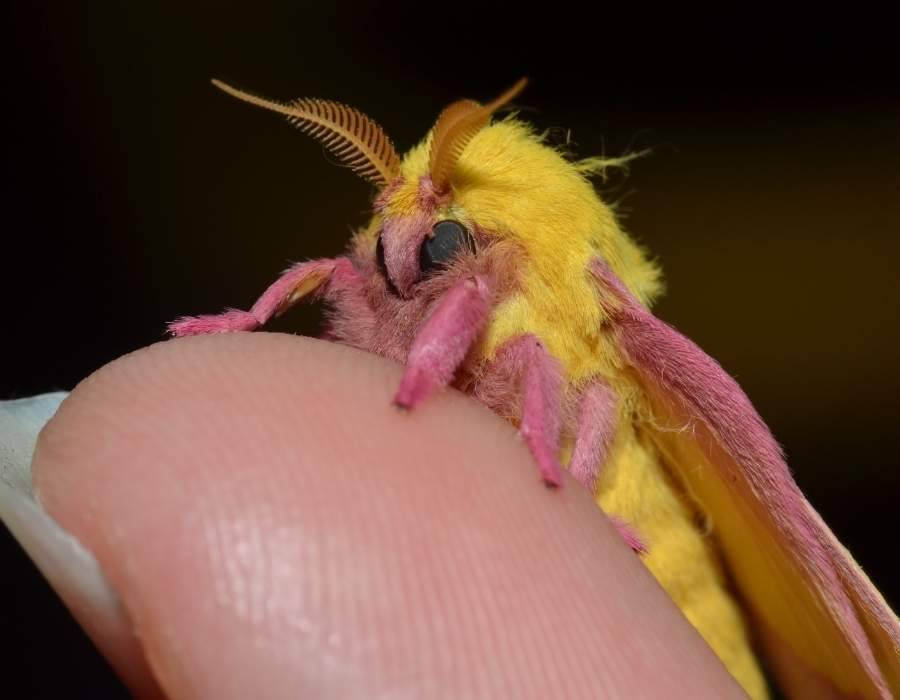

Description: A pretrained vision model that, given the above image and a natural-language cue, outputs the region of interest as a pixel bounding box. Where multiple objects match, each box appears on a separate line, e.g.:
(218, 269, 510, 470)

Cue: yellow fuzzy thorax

(383, 118, 770, 699)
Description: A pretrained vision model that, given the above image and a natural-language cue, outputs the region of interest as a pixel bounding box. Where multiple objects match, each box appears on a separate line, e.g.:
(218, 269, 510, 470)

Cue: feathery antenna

(429, 78, 528, 194)
(211, 79, 401, 186)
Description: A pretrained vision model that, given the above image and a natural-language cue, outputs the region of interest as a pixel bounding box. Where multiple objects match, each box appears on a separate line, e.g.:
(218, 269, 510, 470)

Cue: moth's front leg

(169, 256, 366, 336)
(569, 381, 617, 492)
(513, 336, 566, 486)
(477, 335, 566, 487)
(570, 380, 646, 553)
(393, 275, 493, 409)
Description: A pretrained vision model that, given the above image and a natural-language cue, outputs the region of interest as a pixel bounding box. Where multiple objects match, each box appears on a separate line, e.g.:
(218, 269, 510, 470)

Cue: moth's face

(372, 175, 488, 300)
(367, 119, 582, 303)
(333, 174, 521, 365)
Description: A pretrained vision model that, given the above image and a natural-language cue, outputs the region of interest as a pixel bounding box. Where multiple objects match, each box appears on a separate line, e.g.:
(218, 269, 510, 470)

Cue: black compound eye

(419, 220, 475, 276)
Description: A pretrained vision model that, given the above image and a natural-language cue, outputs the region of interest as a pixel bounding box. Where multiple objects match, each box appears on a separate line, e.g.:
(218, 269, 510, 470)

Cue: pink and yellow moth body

(170, 78, 900, 699)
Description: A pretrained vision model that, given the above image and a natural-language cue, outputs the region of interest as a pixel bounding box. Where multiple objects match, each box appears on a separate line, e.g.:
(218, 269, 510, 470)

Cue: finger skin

(32, 334, 744, 699)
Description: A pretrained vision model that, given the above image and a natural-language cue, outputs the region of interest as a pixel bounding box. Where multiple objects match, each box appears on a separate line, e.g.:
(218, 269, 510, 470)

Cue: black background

(4, 3, 898, 697)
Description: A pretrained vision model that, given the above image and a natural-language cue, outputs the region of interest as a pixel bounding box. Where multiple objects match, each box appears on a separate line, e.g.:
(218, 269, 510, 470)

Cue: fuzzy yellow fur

(388, 119, 769, 698)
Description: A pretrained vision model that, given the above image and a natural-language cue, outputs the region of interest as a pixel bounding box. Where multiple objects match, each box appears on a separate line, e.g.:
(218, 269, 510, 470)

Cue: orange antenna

(212, 79, 401, 186)
(428, 78, 528, 194)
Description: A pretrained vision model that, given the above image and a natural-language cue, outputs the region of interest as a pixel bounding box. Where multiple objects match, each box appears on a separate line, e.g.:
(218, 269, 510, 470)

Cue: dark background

(4, 3, 898, 697)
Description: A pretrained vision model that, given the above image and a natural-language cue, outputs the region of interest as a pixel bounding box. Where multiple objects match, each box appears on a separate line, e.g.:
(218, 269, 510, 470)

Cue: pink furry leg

(482, 335, 565, 487)
(168, 257, 362, 336)
(569, 381, 617, 492)
(517, 337, 566, 487)
(393, 275, 492, 409)
(569, 381, 645, 552)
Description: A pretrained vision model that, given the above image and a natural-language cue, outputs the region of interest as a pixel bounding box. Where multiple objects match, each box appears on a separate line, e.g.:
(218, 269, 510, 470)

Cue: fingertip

(32, 334, 743, 698)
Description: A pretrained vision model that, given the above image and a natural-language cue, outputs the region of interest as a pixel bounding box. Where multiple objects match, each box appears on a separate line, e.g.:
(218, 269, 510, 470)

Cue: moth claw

(391, 395, 413, 411)
(542, 475, 561, 489)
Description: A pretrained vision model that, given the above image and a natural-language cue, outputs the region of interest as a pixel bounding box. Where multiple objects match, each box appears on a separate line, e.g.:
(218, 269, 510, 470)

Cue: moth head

(211, 77, 660, 305)
(211, 78, 523, 298)
(372, 79, 528, 297)
(375, 78, 663, 308)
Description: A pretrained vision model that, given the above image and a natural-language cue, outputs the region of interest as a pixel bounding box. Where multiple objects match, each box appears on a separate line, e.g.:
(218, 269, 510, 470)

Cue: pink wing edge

(591, 260, 899, 699)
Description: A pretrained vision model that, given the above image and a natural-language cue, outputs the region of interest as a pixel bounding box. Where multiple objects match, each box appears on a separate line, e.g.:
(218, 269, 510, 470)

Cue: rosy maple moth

(169, 77, 900, 699)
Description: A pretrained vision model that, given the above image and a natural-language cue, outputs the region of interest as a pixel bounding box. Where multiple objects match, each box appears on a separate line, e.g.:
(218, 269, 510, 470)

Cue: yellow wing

(593, 260, 899, 698)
